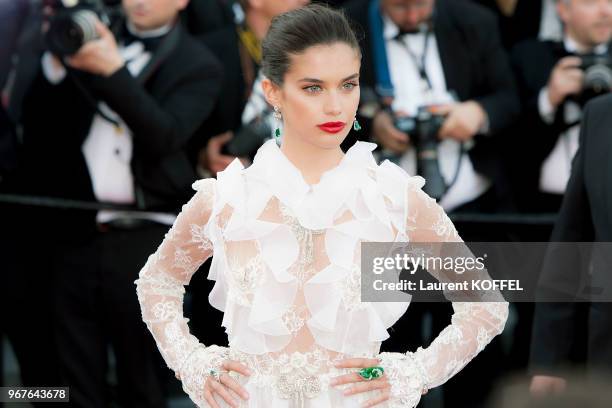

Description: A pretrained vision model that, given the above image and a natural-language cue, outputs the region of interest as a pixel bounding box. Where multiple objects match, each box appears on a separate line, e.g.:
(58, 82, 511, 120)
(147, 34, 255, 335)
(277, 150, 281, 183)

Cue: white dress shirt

(382, 14, 491, 211)
(537, 36, 608, 194)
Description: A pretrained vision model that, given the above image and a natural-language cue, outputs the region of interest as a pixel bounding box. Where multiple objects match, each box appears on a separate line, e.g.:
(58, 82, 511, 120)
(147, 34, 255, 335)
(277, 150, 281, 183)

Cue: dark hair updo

(262, 3, 361, 85)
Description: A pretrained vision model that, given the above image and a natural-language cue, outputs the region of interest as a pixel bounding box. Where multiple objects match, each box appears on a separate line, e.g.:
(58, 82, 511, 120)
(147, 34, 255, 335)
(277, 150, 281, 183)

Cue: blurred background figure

(7, 0, 223, 406)
(1, 0, 65, 402)
(509, 0, 612, 213)
(0, 0, 30, 179)
(529, 94, 612, 397)
(344, 0, 519, 217)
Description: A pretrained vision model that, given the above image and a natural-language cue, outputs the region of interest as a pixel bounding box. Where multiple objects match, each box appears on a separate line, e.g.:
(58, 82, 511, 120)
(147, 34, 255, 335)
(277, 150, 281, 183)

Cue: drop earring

(273, 106, 282, 143)
(353, 117, 362, 131)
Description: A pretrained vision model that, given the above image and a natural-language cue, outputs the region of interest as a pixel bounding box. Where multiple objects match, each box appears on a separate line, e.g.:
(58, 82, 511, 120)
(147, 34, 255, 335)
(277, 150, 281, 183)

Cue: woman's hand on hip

(204, 360, 251, 408)
(331, 357, 391, 408)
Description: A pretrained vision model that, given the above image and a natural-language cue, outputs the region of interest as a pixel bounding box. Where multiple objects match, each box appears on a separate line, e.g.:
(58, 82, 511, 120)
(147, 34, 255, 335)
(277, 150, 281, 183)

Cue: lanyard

(393, 28, 433, 91)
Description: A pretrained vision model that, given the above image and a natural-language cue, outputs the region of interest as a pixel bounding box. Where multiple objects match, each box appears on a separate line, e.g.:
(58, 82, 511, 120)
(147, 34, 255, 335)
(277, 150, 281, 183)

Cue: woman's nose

(323, 92, 342, 116)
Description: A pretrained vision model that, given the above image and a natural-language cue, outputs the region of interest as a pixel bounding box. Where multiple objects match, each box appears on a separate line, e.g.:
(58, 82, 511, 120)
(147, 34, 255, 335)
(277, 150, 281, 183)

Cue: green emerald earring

(353, 117, 362, 131)
(273, 106, 282, 141)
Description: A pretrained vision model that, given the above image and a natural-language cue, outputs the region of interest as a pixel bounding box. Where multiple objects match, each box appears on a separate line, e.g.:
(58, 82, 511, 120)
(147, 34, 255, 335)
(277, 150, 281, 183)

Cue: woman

(135, 4, 509, 407)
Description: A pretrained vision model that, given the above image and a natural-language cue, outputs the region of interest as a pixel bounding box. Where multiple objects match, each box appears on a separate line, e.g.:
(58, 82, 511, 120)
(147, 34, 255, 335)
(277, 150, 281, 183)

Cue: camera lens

(47, 9, 99, 56)
(584, 64, 612, 94)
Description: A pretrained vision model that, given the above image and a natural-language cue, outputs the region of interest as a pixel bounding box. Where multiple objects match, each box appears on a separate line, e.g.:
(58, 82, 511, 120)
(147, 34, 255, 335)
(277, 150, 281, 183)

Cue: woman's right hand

(204, 360, 252, 408)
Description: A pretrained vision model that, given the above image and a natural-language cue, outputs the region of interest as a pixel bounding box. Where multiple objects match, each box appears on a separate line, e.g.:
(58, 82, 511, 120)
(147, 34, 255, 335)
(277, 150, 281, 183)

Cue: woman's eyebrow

(298, 73, 360, 83)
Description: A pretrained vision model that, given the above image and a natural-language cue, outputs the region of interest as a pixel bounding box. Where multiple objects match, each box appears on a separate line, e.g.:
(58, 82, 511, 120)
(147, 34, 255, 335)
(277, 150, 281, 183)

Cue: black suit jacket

(17, 22, 222, 236)
(198, 26, 250, 140)
(344, 0, 519, 198)
(472, 0, 543, 49)
(530, 94, 612, 374)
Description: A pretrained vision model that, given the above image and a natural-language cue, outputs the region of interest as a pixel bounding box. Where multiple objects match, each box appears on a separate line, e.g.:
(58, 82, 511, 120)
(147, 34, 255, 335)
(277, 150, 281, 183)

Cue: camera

(580, 54, 612, 94)
(393, 106, 446, 149)
(563, 53, 612, 108)
(45, 0, 121, 56)
(224, 118, 274, 158)
(392, 106, 447, 199)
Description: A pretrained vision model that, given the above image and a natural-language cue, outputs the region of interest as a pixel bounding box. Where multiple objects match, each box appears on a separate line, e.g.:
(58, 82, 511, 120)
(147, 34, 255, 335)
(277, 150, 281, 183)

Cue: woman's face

(266, 42, 361, 150)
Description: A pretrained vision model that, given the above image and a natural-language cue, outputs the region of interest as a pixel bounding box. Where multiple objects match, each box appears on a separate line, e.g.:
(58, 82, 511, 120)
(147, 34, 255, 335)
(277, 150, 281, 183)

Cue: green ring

(358, 366, 385, 381)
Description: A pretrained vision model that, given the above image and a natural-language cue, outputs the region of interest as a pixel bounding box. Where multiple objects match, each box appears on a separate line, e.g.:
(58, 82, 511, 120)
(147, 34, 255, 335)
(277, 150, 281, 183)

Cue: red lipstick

(317, 121, 346, 134)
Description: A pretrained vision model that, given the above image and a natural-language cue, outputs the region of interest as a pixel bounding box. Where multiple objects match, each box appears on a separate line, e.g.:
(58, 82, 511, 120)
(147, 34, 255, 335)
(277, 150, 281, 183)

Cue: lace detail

(228, 345, 350, 404)
(227, 253, 265, 306)
(280, 202, 325, 278)
(190, 223, 213, 252)
(341, 264, 366, 311)
(281, 304, 308, 336)
(378, 352, 427, 408)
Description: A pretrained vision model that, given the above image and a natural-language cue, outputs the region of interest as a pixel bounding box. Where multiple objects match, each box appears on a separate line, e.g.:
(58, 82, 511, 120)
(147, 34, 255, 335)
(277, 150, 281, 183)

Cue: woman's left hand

(330, 357, 390, 408)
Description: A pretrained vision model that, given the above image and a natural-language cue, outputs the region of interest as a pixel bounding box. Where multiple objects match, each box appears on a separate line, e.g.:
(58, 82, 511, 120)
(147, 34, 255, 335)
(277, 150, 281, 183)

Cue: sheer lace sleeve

(378, 181, 509, 408)
(135, 178, 228, 407)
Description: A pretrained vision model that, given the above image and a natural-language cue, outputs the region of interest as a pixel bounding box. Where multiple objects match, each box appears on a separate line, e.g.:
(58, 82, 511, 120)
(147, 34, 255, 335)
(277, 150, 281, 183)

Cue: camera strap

(393, 27, 434, 92)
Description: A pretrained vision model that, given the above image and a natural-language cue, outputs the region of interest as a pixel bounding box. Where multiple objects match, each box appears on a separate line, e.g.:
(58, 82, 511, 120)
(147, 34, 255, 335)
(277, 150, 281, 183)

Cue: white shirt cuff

(41, 52, 67, 84)
(538, 87, 556, 124)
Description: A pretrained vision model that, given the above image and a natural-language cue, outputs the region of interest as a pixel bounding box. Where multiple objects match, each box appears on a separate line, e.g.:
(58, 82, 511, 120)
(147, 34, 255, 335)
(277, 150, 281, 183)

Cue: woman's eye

(304, 85, 322, 93)
(343, 82, 358, 90)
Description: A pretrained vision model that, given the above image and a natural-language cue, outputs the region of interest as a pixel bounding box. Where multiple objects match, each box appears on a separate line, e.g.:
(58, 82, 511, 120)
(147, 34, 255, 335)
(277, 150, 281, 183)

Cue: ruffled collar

(245, 139, 379, 229)
(215, 138, 422, 235)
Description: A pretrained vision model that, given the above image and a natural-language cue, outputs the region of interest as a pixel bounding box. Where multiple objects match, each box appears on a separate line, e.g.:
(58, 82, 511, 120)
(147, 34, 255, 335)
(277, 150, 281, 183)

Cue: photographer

(510, 0, 612, 212)
(345, 0, 519, 214)
(15, 0, 222, 406)
(194, 0, 309, 176)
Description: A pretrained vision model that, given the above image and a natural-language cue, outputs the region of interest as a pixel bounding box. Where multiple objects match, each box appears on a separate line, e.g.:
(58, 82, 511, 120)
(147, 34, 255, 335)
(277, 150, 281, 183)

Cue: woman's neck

(280, 134, 345, 186)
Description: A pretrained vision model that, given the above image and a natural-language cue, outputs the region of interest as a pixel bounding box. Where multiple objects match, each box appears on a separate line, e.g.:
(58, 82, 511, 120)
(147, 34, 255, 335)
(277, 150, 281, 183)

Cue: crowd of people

(1, 0, 611, 407)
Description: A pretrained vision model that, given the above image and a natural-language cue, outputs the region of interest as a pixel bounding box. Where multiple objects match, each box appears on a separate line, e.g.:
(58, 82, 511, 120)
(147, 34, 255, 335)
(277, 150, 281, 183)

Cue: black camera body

(45, 0, 121, 57)
(393, 107, 446, 149)
(224, 119, 273, 158)
(580, 54, 612, 95)
(392, 106, 447, 199)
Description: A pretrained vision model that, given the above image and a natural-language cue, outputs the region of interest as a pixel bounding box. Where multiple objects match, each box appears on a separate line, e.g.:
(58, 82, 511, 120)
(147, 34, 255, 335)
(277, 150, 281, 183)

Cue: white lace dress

(135, 139, 509, 407)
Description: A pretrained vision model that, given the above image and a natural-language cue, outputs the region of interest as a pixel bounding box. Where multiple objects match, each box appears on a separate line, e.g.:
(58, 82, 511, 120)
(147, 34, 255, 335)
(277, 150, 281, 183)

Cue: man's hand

(547, 56, 584, 109)
(200, 132, 237, 175)
(66, 20, 124, 77)
(530, 375, 567, 397)
(435, 101, 487, 142)
(372, 110, 410, 154)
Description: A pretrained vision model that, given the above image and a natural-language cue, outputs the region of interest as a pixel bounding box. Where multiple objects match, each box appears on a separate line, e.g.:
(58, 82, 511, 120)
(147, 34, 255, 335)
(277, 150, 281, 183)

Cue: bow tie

(121, 30, 164, 53)
(398, 28, 420, 36)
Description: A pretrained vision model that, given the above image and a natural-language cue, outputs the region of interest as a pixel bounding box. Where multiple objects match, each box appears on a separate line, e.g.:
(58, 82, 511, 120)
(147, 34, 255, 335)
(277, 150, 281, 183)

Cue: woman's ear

(262, 77, 282, 109)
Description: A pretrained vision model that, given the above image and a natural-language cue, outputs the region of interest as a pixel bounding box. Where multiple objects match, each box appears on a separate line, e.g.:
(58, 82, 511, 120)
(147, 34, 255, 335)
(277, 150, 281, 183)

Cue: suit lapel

(433, 0, 470, 101)
(136, 23, 181, 85)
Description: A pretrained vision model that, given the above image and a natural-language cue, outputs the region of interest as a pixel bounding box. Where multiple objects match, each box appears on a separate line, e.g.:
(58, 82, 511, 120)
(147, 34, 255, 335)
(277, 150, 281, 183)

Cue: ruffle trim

(193, 140, 427, 355)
